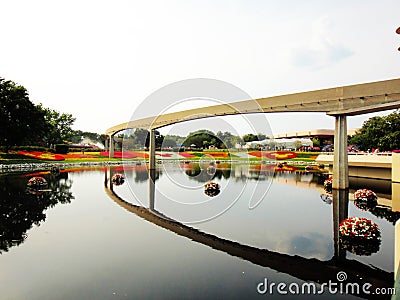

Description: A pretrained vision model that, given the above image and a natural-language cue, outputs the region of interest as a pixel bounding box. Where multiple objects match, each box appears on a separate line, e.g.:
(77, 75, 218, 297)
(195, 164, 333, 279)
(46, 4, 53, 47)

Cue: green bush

(55, 144, 69, 154)
(9, 145, 49, 152)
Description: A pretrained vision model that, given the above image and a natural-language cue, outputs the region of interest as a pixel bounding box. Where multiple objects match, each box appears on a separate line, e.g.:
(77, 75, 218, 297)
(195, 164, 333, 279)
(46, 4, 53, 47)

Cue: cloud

(290, 16, 353, 69)
(276, 232, 333, 260)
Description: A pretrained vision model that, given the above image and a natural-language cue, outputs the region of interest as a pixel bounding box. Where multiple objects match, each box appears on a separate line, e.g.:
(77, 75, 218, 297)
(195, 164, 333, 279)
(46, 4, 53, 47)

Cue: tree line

(0, 77, 106, 151)
(120, 128, 268, 150)
(2, 76, 399, 152)
(349, 110, 400, 151)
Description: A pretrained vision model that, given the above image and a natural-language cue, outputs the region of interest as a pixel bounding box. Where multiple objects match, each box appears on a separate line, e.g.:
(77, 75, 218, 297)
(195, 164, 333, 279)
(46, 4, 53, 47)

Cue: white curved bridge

(106, 78, 400, 189)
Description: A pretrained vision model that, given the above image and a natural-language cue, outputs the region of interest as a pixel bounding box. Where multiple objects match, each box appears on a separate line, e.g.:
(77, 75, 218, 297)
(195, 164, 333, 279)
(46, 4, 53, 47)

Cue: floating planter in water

(323, 177, 332, 193)
(353, 189, 378, 211)
(354, 189, 377, 202)
(112, 173, 125, 186)
(26, 176, 48, 195)
(204, 181, 220, 197)
(339, 217, 381, 256)
(27, 176, 48, 188)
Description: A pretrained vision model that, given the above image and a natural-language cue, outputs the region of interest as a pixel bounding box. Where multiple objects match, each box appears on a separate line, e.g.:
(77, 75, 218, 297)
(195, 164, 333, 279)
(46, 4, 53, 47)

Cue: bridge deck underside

(106, 78, 400, 135)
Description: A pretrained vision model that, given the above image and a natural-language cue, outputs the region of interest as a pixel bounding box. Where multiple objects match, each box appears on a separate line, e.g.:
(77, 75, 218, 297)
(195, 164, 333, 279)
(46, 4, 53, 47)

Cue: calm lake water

(0, 162, 397, 299)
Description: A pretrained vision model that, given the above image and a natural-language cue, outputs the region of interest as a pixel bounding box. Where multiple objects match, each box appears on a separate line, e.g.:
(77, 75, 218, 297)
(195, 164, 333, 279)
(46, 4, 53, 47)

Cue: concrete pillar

(393, 153, 400, 183)
(332, 115, 348, 189)
(396, 220, 400, 281)
(105, 137, 109, 151)
(392, 154, 400, 212)
(109, 134, 115, 158)
(149, 129, 156, 170)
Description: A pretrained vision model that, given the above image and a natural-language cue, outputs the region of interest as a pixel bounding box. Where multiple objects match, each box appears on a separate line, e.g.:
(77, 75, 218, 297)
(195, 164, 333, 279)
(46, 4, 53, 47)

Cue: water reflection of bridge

(104, 167, 396, 298)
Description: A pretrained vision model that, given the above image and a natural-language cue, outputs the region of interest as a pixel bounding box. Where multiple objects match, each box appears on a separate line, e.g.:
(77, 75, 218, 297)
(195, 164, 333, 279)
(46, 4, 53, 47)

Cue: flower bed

(178, 152, 196, 158)
(18, 151, 65, 161)
(248, 151, 298, 160)
(203, 152, 230, 158)
(275, 163, 297, 172)
(63, 153, 97, 159)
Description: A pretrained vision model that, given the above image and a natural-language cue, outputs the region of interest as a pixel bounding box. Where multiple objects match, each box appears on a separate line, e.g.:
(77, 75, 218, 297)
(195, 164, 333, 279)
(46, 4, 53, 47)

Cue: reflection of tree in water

(185, 164, 231, 183)
(353, 199, 400, 225)
(0, 172, 74, 253)
(370, 206, 400, 225)
(133, 169, 160, 183)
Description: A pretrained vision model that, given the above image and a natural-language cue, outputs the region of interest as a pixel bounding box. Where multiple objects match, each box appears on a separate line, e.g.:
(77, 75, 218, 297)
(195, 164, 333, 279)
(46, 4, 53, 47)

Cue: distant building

(274, 128, 358, 146)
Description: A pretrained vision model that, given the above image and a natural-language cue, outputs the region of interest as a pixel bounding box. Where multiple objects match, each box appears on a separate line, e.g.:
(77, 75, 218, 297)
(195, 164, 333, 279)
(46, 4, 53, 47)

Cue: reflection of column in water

(332, 189, 349, 261)
(104, 168, 108, 187)
(149, 169, 156, 211)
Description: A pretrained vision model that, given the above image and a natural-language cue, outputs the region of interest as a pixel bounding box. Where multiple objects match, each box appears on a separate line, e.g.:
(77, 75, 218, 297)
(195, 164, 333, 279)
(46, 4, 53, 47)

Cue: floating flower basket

(339, 217, 381, 240)
(354, 189, 377, 202)
(204, 182, 220, 197)
(323, 177, 332, 193)
(112, 173, 125, 186)
(26, 176, 48, 195)
(339, 217, 381, 255)
(27, 176, 48, 188)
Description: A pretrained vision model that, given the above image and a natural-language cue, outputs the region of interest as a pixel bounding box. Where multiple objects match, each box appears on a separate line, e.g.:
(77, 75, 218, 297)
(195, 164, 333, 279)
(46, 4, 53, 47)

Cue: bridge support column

(149, 129, 156, 170)
(109, 134, 115, 158)
(105, 137, 109, 151)
(332, 115, 348, 189)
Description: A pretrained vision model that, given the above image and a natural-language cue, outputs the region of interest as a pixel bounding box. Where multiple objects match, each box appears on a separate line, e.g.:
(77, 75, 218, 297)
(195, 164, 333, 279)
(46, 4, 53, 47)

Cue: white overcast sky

(1, 0, 399, 136)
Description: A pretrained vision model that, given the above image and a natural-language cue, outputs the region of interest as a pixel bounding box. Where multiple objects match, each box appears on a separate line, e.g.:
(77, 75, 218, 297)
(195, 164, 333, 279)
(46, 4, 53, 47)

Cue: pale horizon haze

(1, 0, 399, 137)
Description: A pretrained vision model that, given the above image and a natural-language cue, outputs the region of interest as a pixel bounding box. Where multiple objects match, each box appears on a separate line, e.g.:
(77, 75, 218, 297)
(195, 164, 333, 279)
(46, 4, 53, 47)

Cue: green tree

(242, 133, 259, 143)
(184, 130, 219, 148)
(131, 128, 163, 148)
(349, 111, 400, 151)
(37, 104, 76, 146)
(0, 78, 47, 150)
(216, 131, 238, 148)
(162, 136, 177, 148)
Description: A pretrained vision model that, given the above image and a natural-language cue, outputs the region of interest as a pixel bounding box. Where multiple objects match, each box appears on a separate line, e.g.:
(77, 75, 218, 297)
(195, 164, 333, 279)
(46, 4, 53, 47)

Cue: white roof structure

(245, 138, 313, 149)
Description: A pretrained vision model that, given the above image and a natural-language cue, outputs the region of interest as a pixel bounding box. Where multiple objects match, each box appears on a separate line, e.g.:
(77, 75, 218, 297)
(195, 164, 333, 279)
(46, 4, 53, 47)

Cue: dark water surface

(0, 163, 397, 299)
